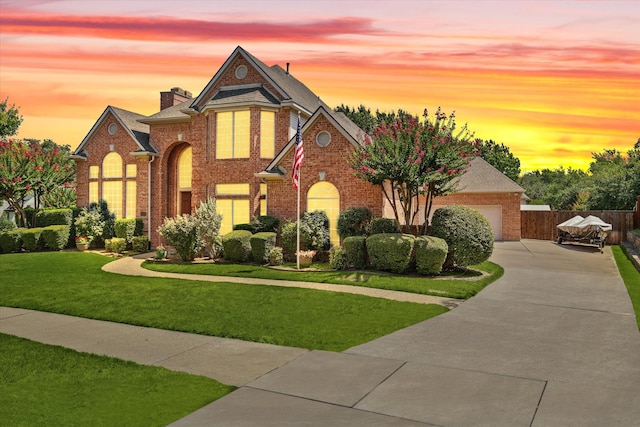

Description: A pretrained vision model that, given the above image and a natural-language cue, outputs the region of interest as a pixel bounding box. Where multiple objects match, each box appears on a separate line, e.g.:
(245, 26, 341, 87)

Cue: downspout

(148, 155, 155, 248)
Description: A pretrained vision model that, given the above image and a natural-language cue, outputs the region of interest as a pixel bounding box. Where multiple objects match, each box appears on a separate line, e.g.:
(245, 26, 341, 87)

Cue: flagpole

(296, 168, 301, 270)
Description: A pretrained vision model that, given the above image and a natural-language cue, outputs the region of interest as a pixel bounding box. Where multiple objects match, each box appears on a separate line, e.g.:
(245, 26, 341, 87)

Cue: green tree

(348, 107, 480, 233)
(0, 98, 23, 138)
(519, 167, 589, 210)
(335, 104, 413, 134)
(586, 148, 640, 210)
(0, 139, 75, 226)
(480, 139, 521, 181)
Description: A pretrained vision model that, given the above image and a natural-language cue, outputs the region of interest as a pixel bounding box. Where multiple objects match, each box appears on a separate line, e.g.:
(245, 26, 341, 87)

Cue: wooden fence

(521, 210, 635, 245)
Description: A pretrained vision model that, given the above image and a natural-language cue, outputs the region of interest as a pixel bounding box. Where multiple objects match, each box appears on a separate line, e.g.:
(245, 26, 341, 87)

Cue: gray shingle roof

(140, 100, 192, 123)
(206, 85, 280, 107)
(456, 157, 525, 193)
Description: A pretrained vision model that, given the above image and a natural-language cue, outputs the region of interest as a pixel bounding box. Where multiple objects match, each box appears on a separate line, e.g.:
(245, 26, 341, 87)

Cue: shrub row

(0, 225, 70, 253)
(221, 230, 280, 265)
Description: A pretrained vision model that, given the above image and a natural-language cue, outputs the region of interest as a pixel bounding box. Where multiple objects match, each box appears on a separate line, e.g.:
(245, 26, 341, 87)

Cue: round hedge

(429, 205, 494, 268)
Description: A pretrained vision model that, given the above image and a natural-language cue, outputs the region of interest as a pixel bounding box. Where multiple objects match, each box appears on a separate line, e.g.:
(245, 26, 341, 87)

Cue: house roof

(73, 106, 154, 157)
(191, 46, 324, 115)
(205, 84, 281, 109)
(456, 157, 525, 193)
(138, 100, 192, 124)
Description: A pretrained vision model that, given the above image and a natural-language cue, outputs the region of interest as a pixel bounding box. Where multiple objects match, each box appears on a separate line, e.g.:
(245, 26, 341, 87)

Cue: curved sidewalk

(102, 254, 462, 308)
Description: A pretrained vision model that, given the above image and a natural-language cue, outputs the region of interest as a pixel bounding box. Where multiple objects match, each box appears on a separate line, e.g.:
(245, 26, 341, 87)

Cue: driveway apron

(174, 240, 640, 426)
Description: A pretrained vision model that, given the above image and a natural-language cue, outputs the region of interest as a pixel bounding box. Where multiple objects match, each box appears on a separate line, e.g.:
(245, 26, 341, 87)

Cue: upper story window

(260, 110, 275, 158)
(102, 152, 122, 178)
(216, 110, 250, 159)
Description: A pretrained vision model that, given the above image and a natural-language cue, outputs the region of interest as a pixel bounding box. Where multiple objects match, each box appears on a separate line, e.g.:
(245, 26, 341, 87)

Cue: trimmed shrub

(343, 236, 367, 269)
(280, 220, 298, 262)
(114, 218, 143, 244)
(22, 227, 45, 252)
(110, 237, 127, 254)
(415, 236, 448, 276)
(366, 233, 415, 274)
(250, 232, 276, 264)
(0, 215, 15, 232)
(131, 236, 149, 253)
(268, 246, 284, 266)
(36, 208, 72, 227)
(329, 246, 348, 270)
(369, 217, 400, 235)
(42, 225, 70, 251)
(158, 214, 203, 262)
(252, 215, 280, 233)
(429, 205, 494, 268)
(0, 228, 24, 253)
(233, 223, 254, 232)
(104, 239, 113, 252)
(337, 208, 371, 239)
(88, 200, 116, 244)
(222, 230, 253, 262)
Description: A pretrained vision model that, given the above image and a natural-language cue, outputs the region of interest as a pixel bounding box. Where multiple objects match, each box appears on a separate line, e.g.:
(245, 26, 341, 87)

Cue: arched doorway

(177, 146, 192, 215)
(307, 181, 340, 246)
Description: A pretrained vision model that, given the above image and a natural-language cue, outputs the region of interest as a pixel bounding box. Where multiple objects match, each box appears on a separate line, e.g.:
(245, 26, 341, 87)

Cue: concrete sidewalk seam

(528, 380, 548, 427)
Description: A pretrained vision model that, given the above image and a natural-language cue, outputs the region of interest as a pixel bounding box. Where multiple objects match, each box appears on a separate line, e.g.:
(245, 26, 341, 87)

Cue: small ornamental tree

(193, 197, 223, 258)
(348, 107, 481, 234)
(0, 139, 75, 227)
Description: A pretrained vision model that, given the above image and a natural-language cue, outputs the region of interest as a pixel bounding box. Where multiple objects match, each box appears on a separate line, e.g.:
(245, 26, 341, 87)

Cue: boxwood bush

(115, 218, 144, 244)
(250, 232, 276, 264)
(36, 208, 72, 227)
(329, 245, 348, 270)
(252, 215, 280, 233)
(222, 230, 253, 262)
(429, 205, 494, 268)
(22, 227, 45, 252)
(343, 236, 367, 269)
(369, 217, 400, 235)
(337, 207, 371, 239)
(42, 225, 70, 251)
(366, 233, 415, 274)
(110, 237, 127, 254)
(131, 235, 149, 253)
(0, 228, 24, 253)
(415, 236, 448, 276)
(268, 246, 284, 266)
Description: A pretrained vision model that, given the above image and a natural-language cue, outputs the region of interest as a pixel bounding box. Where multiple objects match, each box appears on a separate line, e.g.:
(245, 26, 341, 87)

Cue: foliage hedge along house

(71, 46, 524, 246)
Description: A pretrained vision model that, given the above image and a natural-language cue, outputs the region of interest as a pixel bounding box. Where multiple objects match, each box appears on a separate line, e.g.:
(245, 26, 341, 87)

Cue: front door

(180, 191, 192, 215)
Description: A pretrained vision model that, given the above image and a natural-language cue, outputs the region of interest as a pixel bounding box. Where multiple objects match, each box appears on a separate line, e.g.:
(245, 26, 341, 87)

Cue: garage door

(431, 205, 502, 240)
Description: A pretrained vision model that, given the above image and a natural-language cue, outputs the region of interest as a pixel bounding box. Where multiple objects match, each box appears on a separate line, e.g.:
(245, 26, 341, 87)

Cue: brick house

(71, 46, 523, 245)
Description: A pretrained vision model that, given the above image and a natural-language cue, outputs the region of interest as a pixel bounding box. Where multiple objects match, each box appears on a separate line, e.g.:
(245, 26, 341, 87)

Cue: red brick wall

(267, 114, 383, 222)
(74, 110, 143, 216)
(433, 192, 522, 240)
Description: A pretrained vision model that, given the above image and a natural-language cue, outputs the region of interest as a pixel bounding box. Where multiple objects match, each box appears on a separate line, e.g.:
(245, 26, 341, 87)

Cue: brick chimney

(160, 87, 192, 110)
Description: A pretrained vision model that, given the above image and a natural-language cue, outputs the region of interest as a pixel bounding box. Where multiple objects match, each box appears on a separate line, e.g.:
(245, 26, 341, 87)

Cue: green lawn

(0, 333, 234, 427)
(142, 259, 504, 300)
(613, 245, 640, 329)
(0, 252, 447, 351)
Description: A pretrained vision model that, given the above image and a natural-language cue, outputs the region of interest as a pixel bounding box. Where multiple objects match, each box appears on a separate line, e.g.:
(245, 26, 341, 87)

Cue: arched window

(102, 152, 123, 217)
(307, 181, 340, 246)
(177, 146, 192, 214)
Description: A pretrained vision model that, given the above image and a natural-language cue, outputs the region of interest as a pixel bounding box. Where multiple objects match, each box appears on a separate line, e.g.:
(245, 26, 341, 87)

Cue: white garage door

(469, 205, 502, 240)
(430, 205, 502, 240)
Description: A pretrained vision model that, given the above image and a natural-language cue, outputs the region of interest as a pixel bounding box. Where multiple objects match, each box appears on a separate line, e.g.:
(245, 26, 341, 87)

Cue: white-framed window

(307, 181, 340, 246)
(216, 183, 250, 234)
(260, 110, 275, 158)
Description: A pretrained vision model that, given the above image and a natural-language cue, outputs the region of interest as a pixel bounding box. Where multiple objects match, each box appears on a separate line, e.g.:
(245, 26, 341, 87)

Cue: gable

(73, 106, 154, 158)
(456, 157, 525, 193)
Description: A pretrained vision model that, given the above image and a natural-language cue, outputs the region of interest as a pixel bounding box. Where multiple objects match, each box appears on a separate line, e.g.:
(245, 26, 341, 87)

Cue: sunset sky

(1, 0, 638, 173)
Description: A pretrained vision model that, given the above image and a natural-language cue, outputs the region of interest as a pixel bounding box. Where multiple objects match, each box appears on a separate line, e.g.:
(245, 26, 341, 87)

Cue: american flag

(292, 117, 304, 190)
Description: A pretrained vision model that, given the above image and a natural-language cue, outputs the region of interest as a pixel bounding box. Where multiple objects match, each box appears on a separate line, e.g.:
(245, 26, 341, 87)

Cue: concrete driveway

(175, 240, 640, 426)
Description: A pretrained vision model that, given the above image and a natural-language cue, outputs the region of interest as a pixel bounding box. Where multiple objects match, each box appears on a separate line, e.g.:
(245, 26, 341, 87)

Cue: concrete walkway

(2, 240, 639, 426)
(172, 240, 640, 426)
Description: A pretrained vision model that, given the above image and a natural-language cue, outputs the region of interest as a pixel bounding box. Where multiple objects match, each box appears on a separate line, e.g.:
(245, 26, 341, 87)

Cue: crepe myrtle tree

(0, 139, 75, 227)
(348, 107, 481, 234)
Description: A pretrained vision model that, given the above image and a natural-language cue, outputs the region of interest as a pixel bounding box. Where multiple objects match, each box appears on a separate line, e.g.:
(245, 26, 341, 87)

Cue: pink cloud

(0, 9, 385, 43)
